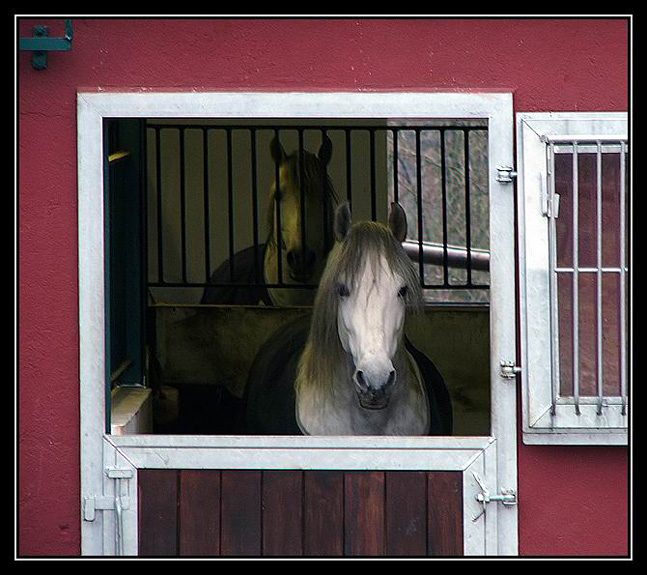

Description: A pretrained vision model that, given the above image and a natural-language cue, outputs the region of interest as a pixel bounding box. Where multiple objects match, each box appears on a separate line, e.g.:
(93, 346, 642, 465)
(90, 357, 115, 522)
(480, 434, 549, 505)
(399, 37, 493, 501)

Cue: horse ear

(334, 202, 352, 241)
(388, 202, 407, 243)
(270, 137, 286, 164)
(318, 135, 333, 166)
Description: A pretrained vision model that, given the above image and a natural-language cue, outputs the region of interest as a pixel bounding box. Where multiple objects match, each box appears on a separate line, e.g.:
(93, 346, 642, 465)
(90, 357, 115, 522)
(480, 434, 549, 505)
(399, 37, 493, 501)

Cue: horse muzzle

(354, 369, 396, 410)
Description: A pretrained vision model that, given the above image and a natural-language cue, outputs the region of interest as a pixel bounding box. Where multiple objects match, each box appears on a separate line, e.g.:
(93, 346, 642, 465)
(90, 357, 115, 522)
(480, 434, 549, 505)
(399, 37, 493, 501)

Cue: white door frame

(78, 92, 518, 556)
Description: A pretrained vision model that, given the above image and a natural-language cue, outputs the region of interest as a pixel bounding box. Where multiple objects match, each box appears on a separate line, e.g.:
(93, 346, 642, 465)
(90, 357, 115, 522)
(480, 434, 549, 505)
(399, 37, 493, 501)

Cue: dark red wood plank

(427, 471, 463, 556)
(220, 470, 262, 556)
(385, 471, 428, 556)
(303, 471, 344, 556)
(261, 470, 303, 556)
(344, 472, 386, 556)
(138, 470, 178, 556)
(178, 470, 221, 556)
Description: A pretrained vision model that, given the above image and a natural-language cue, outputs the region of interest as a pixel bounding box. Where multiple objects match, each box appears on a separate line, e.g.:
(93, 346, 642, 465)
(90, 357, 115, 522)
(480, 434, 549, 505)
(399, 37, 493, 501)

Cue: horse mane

(266, 149, 338, 247)
(297, 220, 423, 394)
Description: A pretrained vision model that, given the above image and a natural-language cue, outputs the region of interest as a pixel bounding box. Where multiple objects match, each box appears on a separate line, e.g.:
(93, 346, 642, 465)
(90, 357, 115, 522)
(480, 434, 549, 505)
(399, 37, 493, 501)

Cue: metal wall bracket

(500, 360, 522, 380)
(471, 471, 517, 522)
(19, 19, 73, 70)
(496, 166, 518, 183)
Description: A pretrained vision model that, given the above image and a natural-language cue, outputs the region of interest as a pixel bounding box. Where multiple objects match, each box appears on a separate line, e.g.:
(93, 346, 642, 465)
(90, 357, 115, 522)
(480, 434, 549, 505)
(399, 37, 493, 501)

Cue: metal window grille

(546, 136, 629, 417)
(145, 121, 490, 304)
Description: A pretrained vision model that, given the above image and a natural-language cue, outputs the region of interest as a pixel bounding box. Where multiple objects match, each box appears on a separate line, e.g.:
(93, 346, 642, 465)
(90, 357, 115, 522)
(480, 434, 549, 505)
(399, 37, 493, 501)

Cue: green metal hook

(19, 19, 73, 70)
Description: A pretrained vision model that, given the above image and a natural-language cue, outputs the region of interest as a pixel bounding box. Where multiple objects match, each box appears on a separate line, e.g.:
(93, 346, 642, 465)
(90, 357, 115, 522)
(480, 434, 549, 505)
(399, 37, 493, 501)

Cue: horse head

(266, 136, 335, 292)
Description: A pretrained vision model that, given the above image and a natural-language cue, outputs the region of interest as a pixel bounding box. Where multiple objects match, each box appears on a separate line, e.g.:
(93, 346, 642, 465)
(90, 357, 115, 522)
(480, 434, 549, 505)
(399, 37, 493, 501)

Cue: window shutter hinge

(496, 166, 518, 183)
(471, 471, 517, 522)
(500, 360, 521, 380)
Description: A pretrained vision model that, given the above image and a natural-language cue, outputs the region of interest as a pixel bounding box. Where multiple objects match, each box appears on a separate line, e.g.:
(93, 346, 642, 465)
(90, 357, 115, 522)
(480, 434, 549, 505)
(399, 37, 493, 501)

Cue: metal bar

(202, 129, 212, 282)
(464, 130, 473, 286)
(555, 267, 628, 274)
(154, 127, 164, 284)
(548, 143, 560, 415)
(147, 122, 489, 132)
(226, 128, 235, 282)
(274, 129, 283, 285)
(402, 241, 489, 271)
(596, 141, 604, 415)
(298, 129, 307, 257)
(440, 129, 449, 286)
(542, 135, 628, 144)
(392, 128, 399, 204)
(321, 129, 330, 253)
(250, 128, 260, 284)
(370, 129, 376, 221)
(179, 128, 187, 284)
(345, 129, 353, 207)
(619, 141, 627, 415)
(572, 143, 580, 414)
(415, 129, 425, 285)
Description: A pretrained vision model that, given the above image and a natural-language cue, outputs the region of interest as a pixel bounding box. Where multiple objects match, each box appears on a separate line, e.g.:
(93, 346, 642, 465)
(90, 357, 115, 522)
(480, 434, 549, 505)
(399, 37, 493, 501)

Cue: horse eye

(398, 285, 409, 298)
(338, 283, 350, 298)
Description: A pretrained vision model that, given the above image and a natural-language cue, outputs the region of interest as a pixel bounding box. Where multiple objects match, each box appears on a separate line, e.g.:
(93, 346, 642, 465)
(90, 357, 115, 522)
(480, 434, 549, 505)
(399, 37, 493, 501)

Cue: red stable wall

(18, 17, 629, 556)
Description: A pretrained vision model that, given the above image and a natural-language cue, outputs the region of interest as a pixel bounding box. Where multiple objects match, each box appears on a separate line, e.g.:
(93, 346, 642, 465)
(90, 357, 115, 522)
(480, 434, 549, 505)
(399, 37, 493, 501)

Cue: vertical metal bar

(619, 141, 627, 415)
(463, 129, 473, 287)
(547, 142, 559, 415)
(369, 129, 376, 221)
(179, 128, 187, 284)
(345, 128, 353, 207)
(440, 129, 449, 286)
(572, 142, 581, 414)
(226, 128, 235, 282)
(321, 129, 330, 253)
(298, 128, 307, 257)
(392, 128, 399, 204)
(415, 129, 424, 285)
(596, 141, 604, 415)
(155, 127, 164, 284)
(274, 128, 283, 285)
(202, 128, 211, 282)
(250, 128, 260, 284)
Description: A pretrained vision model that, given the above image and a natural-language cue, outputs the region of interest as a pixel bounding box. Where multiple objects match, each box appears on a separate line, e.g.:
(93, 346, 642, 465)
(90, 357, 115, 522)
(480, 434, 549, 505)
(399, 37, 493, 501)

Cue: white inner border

(78, 92, 517, 556)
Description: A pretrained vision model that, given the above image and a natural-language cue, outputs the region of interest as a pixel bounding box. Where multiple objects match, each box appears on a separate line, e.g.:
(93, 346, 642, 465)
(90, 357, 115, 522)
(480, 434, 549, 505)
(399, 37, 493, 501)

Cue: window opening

(106, 118, 492, 437)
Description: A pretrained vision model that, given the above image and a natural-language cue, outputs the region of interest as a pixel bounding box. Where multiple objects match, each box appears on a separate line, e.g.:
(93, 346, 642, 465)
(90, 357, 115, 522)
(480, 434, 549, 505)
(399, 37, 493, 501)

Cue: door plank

(220, 470, 262, 556)
(427, 471, 464, 556)
(344, 471, 386, 556)
(262, 470, 303, 556)
(178, 470, 221, 556)
(385, 471, 428, 556)
(138, 470, 178, 556)
(303, 471, 344, 556)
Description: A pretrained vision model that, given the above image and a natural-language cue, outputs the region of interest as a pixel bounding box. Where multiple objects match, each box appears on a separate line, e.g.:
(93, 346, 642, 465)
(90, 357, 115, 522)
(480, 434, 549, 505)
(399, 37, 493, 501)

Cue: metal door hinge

(496, 166, 518, 183)
(471, 471, 517, 522)
(500, 360, 522, 380)
(541, 173, 560, 218)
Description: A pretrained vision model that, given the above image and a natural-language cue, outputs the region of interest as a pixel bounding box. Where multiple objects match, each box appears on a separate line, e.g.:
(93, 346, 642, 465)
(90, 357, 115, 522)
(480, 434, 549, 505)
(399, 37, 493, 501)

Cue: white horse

(244, 202, 452, 436)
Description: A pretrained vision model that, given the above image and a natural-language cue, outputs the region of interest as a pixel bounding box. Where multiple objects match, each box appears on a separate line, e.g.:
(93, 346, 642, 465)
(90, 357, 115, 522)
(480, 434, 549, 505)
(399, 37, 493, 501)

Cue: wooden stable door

(138, 469, 463, 557)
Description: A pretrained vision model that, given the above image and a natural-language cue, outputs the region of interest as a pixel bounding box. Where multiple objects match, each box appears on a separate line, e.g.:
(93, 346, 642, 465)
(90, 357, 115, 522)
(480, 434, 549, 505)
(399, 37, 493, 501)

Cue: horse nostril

(355, 370, 367, 390)
(386, 370, 396, 388)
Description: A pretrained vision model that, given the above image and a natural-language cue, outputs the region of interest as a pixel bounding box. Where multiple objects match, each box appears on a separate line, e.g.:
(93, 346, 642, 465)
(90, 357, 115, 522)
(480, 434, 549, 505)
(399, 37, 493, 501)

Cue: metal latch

(500, 361, 522, 380)
(471, 471, 517, 522)
(496, 166, 518, 183)
(83, 467, 133, 521)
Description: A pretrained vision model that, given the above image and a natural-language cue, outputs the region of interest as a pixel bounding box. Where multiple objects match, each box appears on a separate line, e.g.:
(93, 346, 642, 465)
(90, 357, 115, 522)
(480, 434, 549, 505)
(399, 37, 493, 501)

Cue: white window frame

(79, 92, 517, 556)
(516, 112, 629, 446)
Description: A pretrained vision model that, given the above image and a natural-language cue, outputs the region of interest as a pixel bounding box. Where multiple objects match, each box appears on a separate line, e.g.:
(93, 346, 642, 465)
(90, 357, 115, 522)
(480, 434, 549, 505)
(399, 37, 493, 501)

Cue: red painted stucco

(18, 17, 629, 556)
